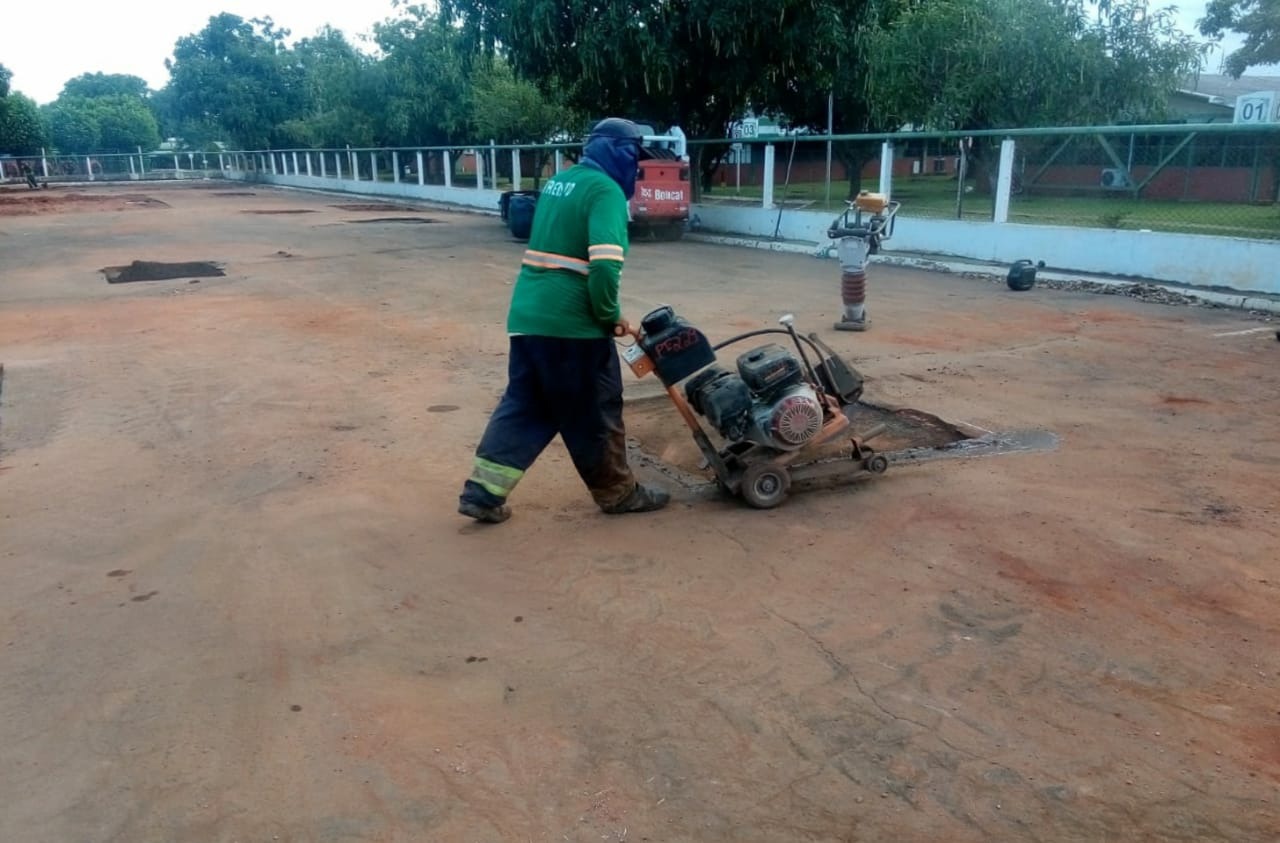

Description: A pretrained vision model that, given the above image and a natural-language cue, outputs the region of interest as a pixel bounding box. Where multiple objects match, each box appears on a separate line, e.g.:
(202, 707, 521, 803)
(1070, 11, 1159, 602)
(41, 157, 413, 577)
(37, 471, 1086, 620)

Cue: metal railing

(8, 123, 1278, 240)
(1, 150, 225, 183)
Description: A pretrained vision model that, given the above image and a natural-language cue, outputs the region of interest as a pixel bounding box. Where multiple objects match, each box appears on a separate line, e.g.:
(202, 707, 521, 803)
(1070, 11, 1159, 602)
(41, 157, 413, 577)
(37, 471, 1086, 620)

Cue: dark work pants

(460, 336, 636, 510)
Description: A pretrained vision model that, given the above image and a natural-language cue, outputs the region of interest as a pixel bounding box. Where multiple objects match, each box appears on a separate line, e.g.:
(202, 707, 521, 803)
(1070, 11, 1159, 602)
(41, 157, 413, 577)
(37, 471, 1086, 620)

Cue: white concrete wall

(229, 171, 504, 213)
(226, 167, 1279, 298)
(691, 204, 1280, 297)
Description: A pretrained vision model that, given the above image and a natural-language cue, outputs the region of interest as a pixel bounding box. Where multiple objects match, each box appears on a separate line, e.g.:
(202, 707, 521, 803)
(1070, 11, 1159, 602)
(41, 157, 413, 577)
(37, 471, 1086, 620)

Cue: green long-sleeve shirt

(506, 164, 630, 338)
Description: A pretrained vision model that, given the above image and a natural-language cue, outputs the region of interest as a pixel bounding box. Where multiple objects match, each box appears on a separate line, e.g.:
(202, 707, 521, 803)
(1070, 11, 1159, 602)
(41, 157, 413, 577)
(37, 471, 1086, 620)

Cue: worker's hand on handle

(613, 319, 637, 339)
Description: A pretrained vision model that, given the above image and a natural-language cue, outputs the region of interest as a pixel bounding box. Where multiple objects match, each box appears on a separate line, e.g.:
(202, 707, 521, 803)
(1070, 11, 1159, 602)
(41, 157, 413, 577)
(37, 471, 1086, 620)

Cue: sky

(0, 0, 1273, 105)
(0, 0, 400, 104)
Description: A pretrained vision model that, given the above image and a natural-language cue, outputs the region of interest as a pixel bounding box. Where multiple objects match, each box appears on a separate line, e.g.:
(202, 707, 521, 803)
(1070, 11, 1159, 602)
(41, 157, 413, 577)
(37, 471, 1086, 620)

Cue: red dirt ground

(1, 183, 1277, 842)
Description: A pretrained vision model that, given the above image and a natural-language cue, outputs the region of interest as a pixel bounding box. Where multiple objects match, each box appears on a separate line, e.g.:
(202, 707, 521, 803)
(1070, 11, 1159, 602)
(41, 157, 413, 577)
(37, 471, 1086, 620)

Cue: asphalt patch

(102, 261, 226, 284)
(346, 217, 438, 224)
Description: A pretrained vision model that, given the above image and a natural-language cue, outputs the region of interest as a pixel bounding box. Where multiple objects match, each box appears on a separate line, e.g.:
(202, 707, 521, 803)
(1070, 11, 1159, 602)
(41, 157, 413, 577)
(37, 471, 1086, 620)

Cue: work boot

(458, 500, 512, 524)
(600, 483, 670, 515)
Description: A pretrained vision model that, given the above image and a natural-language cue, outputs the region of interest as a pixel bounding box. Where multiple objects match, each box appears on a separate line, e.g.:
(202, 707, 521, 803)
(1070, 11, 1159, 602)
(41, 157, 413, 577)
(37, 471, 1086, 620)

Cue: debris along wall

(690, 203, 1280, 298)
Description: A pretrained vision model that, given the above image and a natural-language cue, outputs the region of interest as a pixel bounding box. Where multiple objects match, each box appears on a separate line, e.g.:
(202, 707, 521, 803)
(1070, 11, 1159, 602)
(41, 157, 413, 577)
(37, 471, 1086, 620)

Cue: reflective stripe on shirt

(588, 244, 626, 263)
(522, 249, 589, 275)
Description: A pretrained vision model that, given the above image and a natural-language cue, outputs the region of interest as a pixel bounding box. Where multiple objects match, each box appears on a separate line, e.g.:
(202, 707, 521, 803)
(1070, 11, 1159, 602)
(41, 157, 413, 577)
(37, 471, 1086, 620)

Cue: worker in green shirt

(458, 118, 671, 523)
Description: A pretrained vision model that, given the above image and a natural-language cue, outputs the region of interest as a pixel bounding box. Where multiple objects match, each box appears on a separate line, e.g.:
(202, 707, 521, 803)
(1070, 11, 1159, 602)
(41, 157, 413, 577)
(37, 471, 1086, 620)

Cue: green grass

(702, 176, 1280, 240)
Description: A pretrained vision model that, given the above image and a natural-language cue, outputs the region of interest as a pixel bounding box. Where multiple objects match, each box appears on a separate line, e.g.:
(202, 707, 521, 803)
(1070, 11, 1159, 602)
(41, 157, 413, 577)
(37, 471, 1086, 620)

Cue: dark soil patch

(0, 193, 169, 216)
(102, 261, 225, 284)
(212, 191, 257, 197)
(624, 394, 969, 477)
(332, 203, 428, 212)
(241, 209, 316, 215)
(346, 217, 438, 224)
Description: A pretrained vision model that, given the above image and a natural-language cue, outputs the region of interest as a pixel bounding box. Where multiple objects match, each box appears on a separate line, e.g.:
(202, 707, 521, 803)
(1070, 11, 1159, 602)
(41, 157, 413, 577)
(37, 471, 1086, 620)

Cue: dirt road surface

(2, 183, 1278, 842)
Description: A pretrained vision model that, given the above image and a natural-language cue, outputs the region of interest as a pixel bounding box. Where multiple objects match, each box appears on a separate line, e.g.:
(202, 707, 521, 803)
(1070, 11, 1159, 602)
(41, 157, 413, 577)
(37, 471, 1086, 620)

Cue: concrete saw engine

(622, 306, 886, 508)
(684, 345, 824, 451)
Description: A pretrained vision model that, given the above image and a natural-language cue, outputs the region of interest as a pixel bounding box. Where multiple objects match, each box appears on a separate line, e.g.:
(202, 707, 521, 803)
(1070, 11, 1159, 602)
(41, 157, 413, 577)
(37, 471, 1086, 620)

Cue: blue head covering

(581, 118, 644, 199)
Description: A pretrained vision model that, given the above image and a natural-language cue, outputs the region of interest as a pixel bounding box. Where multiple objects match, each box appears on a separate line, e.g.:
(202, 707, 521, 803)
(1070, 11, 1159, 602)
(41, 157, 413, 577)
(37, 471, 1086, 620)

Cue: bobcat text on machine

(620, 307, 1055, 508)
(630, 123, 691, 240)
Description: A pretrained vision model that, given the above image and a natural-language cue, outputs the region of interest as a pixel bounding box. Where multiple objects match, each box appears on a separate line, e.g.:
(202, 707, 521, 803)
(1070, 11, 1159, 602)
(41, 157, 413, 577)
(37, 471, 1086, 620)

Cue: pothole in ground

(240, 209, 316, 214)
(102, 261, 226, 284)
(623, 394, 974, 493)
(346, 217, 439, 224)
(333, 203, 428, 212)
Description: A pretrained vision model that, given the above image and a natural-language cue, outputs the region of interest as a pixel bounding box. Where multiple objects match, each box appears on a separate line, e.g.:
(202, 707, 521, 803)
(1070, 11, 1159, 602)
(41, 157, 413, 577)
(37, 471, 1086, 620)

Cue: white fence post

(268, 153, 276, 175)
(489, 140, 498, 190)
(348, 147, 356, 181)
(443, 151, 452, 188)
(994, 138, 1016, 224)
(369, 151, 378, 182)
(475, 149, 484, 190)
(305, 152, 313, 176)
(392, 150, 401, 183)
(511, 149, 522, 190)
(291, 151, 299, 175)
(335, 152, 343, 180)
(320, 152, 327, 178)
(129, 156, 136, 178)
(762, 144, 776, 208)
(878, 141, 894, 199)
(218, 153, 225, 171)
(555, 149, 564, 173)
(41, 149, 49, 179)
(86, 157, 94, 182)
(138, 147, 146, 177)
(416, 151, 425, 186)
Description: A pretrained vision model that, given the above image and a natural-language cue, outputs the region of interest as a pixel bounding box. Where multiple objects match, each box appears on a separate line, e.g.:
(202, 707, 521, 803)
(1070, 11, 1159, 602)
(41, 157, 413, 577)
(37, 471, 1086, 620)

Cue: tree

(44, 100, 100, 152)
(440, 0, 864, 195)
(373, 6, 476, 146)
(471, 59, 581, 185)
(162, 13, 307, 148)
(44, 81, 162, 153)
(0, 63, 11, 98)
(0, 91, 47, 155)
(60, 73, 150, 101)
(95, 98, 162, 151)
(756, 0, 907, 198)
(863, 0, 1203, 131)
(1200, 0, 1280, 77)
(279, 26, 382, 148)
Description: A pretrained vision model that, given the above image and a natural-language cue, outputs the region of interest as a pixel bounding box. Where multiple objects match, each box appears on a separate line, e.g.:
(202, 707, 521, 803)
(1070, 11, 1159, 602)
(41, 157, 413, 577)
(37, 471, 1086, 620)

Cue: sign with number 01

(1233, 91, 1278, 124)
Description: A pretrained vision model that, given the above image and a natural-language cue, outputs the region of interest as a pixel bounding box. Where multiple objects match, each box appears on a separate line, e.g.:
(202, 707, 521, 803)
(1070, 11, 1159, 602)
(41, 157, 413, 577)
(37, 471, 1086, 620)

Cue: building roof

(1178, 73, 1280, 104)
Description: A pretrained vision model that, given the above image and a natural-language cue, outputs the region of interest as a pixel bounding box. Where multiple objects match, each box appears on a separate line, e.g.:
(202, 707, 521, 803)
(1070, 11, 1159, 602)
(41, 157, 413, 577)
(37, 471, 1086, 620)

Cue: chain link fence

(692, 124, 1280, 240)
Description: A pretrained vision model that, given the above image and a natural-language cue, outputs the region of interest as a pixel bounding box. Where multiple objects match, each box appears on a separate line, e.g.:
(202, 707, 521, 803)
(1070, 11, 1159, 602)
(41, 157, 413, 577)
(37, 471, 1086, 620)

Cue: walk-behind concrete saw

(620, 306, 1054, 508)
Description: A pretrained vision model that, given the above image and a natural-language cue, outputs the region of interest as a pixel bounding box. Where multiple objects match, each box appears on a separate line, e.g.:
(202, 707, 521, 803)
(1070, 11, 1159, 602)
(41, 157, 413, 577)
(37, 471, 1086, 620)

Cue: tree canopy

(864, 0, 1204, 131)
(60, 73, 151, 101)
(4, 0, 1212, 158)
(1199, 0, 1280, 77)
(1, 63, 48, 154)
